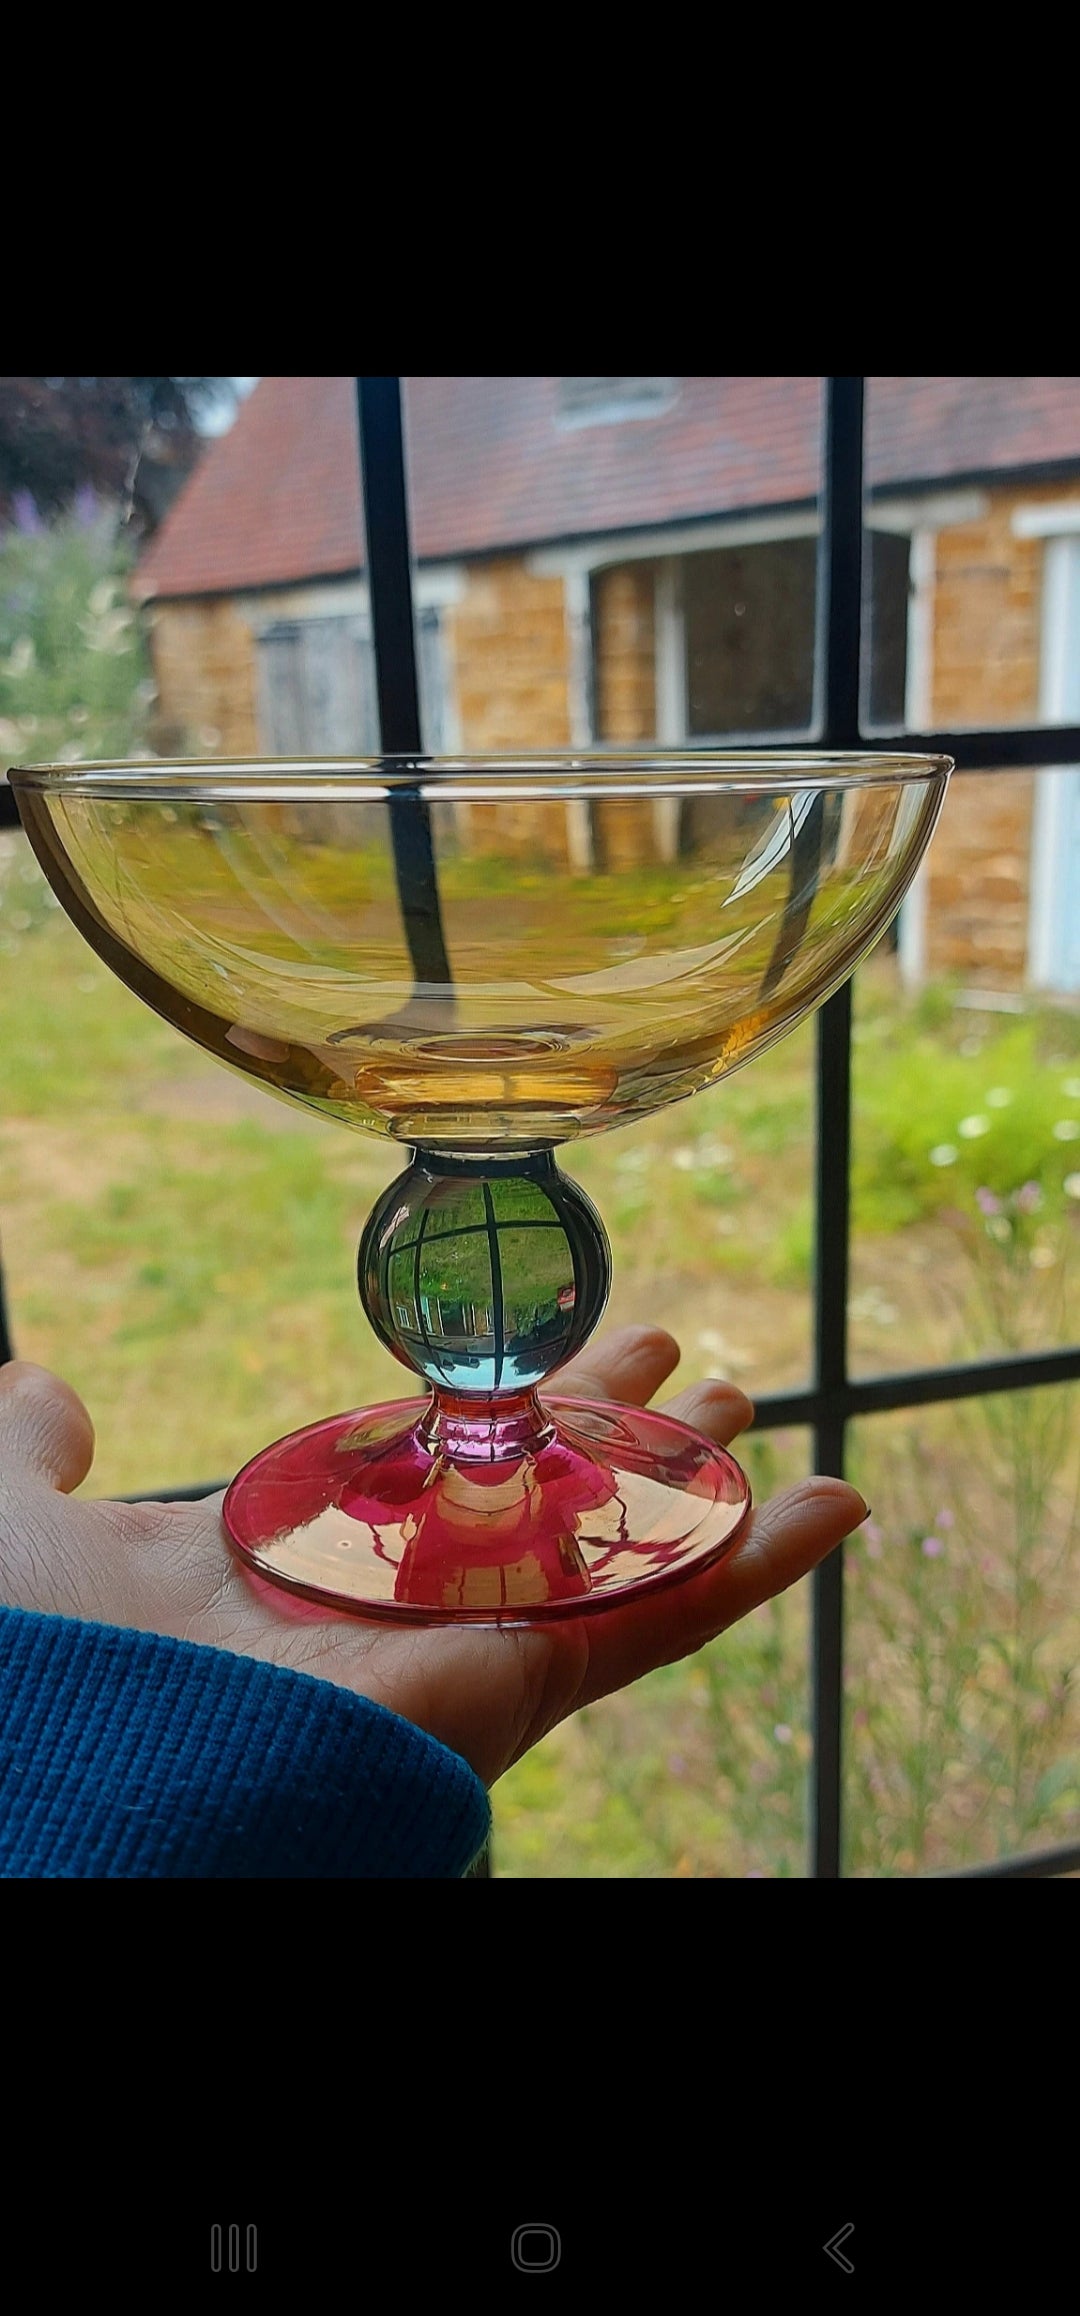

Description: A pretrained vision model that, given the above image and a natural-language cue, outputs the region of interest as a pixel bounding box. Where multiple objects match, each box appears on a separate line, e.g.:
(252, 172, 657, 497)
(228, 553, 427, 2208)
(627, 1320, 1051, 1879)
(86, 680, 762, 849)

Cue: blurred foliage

(0, 508, 153, 776)
(0, 377, 232, 533)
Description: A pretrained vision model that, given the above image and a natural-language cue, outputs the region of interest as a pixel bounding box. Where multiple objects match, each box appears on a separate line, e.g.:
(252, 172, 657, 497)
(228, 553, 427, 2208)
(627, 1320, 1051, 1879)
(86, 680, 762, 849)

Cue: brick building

(133, 377, 1080, 994)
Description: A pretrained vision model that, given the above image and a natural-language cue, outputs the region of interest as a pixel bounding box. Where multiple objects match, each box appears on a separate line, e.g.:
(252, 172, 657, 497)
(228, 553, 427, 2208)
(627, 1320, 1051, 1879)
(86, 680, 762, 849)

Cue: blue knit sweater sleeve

(0, 1607, 491, 1878)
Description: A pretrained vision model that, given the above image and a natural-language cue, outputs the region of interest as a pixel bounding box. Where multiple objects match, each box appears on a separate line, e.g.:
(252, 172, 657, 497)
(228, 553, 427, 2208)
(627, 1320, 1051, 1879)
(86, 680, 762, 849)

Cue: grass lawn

(2, 828, 1079, 1873)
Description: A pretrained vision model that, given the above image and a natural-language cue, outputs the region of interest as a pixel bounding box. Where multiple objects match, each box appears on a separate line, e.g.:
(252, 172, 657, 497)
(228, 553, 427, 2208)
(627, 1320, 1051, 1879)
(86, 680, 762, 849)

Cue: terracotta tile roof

(134, 376, 1080, 602)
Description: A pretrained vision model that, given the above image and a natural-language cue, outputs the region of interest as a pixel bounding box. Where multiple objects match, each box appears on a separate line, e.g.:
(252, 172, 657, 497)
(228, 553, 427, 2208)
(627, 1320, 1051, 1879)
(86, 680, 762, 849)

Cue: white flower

(958, 1115, 991, 1139)
(930, 1144, 958, 1166)
(696, 1139, 734, 1167)
(1053, 1120, 1080, 1142)
(673, 1138, 734, 1174)
(1030, 1244, 1056, 1269)
(1063, 1078, 1080, 1100)
(850, 1289, 899, 1325)
(985, 1087, 1013, 1108)
(1063, 1174, 1080, 1200)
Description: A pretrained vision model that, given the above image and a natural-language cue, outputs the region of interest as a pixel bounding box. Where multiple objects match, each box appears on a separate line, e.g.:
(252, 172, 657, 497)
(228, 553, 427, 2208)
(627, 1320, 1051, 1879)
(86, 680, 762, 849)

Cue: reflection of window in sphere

(360, 1154, 610, 1393)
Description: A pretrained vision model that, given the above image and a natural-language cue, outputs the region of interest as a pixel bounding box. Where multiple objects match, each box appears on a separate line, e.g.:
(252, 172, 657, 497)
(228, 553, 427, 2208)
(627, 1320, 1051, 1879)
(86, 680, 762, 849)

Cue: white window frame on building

(1017, 503, 1080, 994)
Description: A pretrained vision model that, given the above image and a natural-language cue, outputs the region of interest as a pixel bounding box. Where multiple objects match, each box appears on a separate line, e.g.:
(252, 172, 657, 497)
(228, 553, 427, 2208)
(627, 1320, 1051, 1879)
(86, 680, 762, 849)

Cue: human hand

(0, 1329, 867, 1786)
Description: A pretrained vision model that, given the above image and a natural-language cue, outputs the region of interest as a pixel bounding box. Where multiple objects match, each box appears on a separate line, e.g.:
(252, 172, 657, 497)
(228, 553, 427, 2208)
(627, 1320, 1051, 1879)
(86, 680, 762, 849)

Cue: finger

(659, 1378, 754, 1446)
(569, 1477, 867, 1713)
(694, 1478, 866, 1628)
(0, 1361, 95, 1494)
(554, 1324, 680, 1409)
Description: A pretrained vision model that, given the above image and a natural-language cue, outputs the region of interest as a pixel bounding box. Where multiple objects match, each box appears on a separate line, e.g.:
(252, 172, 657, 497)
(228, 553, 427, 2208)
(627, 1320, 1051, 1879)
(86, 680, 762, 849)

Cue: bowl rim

(8, 748, 953, 804)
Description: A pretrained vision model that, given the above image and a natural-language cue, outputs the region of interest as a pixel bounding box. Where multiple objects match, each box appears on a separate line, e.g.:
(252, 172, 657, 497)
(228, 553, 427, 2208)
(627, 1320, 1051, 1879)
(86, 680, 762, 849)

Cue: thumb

(0, 1362, 96, 1493)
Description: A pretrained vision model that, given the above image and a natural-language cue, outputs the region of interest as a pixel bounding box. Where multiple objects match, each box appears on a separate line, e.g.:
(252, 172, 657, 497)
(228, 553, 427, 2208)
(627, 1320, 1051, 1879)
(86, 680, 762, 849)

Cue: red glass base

(223, 1393, 752, 1626)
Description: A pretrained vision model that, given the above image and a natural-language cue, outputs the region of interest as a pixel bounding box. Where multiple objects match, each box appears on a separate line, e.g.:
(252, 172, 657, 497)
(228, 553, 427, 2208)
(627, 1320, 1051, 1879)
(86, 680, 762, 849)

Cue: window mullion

(810, 378, 866, 1878)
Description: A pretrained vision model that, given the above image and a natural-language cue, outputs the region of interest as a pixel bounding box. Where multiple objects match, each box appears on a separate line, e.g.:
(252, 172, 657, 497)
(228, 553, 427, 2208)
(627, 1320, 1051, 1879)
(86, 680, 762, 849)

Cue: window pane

(133, 377, 382, 759)
(401, 375, 824, 751)
(863, 376, 1080, 732)
(493, 1428, 813, 1877)
(0, 831, 408, 1492)
(684, 538, 818, 737)
(568, 1025, 813, 1401)
(0, 380, 403, 1493)
(850, 771, 1080, 1376)
(846, 1391, 1080, 1873)
(865, 528, 910, 727)
(399, 378, 822, 1397)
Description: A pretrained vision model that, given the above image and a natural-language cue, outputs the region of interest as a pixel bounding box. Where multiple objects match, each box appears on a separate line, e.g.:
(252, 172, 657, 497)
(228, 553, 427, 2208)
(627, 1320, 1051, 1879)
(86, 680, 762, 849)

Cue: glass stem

(417, 1387, 557, 1464)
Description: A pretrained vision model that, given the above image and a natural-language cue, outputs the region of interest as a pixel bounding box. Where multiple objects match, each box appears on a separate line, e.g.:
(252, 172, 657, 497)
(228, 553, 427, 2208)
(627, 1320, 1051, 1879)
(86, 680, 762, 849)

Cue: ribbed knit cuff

(0, 1607, 491, 1878)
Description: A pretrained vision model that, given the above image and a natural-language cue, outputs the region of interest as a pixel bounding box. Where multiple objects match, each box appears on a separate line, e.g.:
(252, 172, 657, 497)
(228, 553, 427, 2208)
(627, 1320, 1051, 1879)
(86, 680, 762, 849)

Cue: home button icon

(511, 2224, 562, 2273)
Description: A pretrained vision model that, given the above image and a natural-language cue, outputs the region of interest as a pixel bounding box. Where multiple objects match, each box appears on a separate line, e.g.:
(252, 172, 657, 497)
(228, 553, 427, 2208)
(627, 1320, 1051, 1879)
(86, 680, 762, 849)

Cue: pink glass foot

(223, 1391, 752, 1626)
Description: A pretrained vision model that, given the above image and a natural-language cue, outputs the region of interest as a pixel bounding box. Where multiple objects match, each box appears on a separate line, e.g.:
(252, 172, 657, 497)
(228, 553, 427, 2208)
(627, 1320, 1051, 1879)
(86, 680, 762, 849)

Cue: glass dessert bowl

(12, 750, 951, 1623)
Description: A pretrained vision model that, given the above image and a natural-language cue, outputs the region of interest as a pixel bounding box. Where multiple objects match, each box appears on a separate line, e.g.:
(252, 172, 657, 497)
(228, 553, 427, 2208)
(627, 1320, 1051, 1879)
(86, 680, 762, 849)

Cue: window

(5, 375, 1079, 1880)
(683, 538, 819, 737)
(864, 528, 911, 729)
(557, 377, 679, 429)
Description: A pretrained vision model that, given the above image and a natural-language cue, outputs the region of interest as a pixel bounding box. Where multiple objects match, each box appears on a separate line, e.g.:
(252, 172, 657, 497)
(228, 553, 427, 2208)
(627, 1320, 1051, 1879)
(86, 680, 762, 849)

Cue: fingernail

(858, 1501, 872, 1523)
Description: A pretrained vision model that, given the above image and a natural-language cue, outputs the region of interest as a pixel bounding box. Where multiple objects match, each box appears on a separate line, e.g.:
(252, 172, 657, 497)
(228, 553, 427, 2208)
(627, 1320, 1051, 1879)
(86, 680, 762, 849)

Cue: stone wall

(925, 771, 1034, 985)
(146, 600, 259, 755)
(931, 493, 1043, 729)
(447, 559, 570, 750)
(445, 558, 573, 863)
(922, 482, 1060, 988)
(592, 563, 656, 741)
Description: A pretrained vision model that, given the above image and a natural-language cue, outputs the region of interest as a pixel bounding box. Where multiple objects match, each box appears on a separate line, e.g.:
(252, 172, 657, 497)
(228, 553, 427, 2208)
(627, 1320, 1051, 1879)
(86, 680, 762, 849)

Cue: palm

(0, 1329, 865, 1785)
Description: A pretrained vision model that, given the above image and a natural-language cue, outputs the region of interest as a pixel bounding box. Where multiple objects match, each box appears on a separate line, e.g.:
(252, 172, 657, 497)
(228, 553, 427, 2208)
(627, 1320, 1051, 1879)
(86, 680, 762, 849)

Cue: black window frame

(3, 373, 1079, 1879)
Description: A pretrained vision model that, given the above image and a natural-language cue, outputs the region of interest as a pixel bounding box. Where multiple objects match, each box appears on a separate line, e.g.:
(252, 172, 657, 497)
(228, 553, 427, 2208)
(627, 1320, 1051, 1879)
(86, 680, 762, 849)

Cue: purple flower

(921, 1535, 944, 1558)
(73, 483, 99, 529)
(936, 1508, 956, 1530)
(975, 1187, 1002, 1217)
(11, 490, 43, 535)
(1013, 1181, 1043, 1213)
